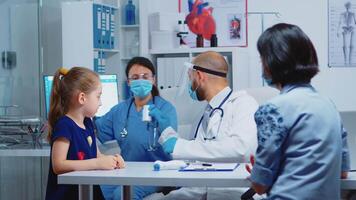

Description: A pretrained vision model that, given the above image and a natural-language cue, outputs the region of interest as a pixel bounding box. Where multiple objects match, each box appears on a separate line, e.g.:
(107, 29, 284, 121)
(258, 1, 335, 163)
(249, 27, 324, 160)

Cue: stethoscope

(193, 89, 233, 141)
(119, 96, 156, 138)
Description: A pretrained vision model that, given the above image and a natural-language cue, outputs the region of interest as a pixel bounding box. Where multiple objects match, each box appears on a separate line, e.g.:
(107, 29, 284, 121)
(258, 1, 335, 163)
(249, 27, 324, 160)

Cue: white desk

(342, 171, 356, 189)
(58, 162, 356, 200)
(58, 161, 251, 200)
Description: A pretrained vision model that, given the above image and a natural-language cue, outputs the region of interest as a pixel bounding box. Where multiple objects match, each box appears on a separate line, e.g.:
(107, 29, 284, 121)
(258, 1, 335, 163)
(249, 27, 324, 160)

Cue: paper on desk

(180, 163, 239, 171)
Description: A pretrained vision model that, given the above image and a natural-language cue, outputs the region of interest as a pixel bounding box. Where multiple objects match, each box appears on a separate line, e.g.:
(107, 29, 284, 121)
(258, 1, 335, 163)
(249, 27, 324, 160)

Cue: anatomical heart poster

(179, 0, 247, 47)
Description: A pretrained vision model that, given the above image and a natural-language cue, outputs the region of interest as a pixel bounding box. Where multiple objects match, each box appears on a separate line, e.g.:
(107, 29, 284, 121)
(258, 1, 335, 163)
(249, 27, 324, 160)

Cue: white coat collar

(208, 86, 232, 108)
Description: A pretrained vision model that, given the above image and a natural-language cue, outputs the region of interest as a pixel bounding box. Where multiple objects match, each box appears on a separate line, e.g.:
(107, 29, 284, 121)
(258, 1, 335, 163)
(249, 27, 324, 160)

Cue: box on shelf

(149, 12, 185, 32)
(150, 31, 179, 50)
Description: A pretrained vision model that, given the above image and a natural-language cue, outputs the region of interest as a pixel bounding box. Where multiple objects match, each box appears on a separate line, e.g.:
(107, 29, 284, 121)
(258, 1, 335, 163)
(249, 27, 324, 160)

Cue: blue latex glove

(162, 137, 177, 154)
(148, 105, 171, 131)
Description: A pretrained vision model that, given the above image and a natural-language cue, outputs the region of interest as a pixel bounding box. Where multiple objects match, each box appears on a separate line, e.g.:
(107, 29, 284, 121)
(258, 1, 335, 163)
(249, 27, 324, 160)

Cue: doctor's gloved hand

(148, 105, 171, 131)
(162, 137, 177, 154)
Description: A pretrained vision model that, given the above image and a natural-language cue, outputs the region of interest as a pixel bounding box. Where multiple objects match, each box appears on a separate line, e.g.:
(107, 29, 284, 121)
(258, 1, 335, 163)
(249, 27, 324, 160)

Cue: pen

(241, 188, 256, 200)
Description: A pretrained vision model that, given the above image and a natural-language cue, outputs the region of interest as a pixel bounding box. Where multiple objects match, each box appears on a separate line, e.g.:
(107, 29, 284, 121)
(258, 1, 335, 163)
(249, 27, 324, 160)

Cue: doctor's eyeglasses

(128, 73, 154, 81)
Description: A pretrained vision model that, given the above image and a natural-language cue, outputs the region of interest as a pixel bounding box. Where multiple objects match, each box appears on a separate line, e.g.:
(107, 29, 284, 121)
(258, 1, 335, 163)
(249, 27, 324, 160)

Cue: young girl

(45, 67, 125, 200)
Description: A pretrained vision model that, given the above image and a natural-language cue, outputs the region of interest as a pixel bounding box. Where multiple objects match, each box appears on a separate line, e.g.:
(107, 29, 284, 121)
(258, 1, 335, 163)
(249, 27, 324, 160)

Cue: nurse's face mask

(128, 73, 154, 98)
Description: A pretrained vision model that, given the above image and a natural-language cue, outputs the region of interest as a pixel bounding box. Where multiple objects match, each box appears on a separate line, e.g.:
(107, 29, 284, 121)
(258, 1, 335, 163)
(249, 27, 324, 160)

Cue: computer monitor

(44, 74, 119, 118)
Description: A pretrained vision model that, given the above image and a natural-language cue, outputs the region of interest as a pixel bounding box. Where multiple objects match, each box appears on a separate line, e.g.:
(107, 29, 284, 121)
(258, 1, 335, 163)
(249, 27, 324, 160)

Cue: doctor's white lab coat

(158, 87, 260, 200)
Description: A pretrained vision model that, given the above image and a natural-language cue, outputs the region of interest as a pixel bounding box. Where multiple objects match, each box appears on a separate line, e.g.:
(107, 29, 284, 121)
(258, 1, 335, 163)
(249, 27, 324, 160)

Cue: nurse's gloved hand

(148, 105, 171, 131)
(162, 137, 177, 154)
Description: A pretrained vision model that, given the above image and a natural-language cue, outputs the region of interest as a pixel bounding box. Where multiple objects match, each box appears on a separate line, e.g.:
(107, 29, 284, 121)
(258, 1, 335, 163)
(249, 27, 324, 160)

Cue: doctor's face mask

(188, 69, 204, 101)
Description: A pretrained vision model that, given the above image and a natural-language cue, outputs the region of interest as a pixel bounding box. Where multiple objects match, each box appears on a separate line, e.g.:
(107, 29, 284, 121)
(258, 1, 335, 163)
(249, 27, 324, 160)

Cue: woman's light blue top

(250, 84, 350, 200)
(95, 96, 177, 161)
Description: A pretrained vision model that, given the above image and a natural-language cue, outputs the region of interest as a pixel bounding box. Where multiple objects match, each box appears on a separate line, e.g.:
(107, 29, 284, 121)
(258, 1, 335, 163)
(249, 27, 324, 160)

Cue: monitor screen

(44, 74, 119, 118)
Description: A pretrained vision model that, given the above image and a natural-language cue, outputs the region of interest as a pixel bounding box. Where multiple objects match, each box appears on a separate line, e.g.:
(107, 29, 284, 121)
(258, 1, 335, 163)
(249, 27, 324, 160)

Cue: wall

(140, 0, 179, 58)
(248, 0, 356, 112)
(143, 0, 356, 167)
(141, 0, 356, 112)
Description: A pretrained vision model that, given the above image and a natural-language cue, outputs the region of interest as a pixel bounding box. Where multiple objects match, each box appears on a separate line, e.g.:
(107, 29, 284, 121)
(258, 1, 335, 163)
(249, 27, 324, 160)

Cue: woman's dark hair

(257, 23, 319, 86)
(125, 57, 160, 96)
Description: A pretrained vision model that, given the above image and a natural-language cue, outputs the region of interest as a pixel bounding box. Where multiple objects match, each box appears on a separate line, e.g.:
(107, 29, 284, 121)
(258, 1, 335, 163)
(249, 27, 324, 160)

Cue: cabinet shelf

(121, 57, 133, 60)
(120, 24, 140, 28)
(149, 47, 239, 55)
(94, 48, 120, 53)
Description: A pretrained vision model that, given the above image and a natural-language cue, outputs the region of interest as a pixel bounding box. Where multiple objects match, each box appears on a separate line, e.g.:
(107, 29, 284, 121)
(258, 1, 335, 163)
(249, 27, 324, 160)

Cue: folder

(101, 5, 107, 49)
(110, 7, 116, 49)
(165, 58, 174, 89)
(104, 6, 111, 49)
(94, 51, 99, 72)
(157, 57, 166, 90)
(179, 163, 239, 172)
(93, 4, 102, 48)
(99, 51, 106, 74)
(95, 51, 105, 74)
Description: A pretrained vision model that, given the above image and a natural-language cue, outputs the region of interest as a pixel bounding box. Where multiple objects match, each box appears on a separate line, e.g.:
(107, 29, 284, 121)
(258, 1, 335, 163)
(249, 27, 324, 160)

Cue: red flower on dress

(77, 151, 85, 160)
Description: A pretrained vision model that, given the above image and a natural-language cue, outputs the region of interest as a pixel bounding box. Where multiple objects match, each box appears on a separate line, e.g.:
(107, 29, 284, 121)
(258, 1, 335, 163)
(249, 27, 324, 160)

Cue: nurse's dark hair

(125, 57, 160, 96)
(257, 23, 319, 85)
(48, 67, 100, 142)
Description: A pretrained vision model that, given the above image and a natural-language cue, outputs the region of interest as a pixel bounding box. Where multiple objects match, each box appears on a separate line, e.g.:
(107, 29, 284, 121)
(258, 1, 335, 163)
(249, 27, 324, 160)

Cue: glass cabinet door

(0, 1, 43, 200)
(0, 0, 40, 117)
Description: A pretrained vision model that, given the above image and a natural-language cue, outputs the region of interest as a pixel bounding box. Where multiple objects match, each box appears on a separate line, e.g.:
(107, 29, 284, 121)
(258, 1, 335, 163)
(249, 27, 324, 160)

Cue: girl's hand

(96, 155, 119, 170)
(115, 154, 125, 169)
(245, 154, 255, 174)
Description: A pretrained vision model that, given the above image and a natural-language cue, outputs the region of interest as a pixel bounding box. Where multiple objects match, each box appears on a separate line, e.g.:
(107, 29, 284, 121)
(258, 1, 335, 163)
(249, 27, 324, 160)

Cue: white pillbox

(149, 12, 185, 32)
(142, 105, 151, 122)
(150, 31, 179, 50)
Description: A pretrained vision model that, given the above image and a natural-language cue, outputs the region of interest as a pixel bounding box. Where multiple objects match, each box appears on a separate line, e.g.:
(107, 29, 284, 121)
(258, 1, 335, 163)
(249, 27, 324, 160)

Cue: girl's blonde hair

(47, 67, 99, 142)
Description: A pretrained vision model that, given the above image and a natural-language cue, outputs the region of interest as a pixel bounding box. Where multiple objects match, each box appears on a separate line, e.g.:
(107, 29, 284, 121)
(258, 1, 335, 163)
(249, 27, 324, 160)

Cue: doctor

(149, 51, 259, 199)
(95, 57, 178, 200)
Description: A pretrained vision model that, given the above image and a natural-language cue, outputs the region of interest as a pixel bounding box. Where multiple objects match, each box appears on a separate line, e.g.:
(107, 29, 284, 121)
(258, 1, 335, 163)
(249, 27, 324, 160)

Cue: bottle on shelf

(210, 34, 218, 47)
(196, 34, 204, 48)
(125, 0, 136, 25)
(176, 20, 189, 48)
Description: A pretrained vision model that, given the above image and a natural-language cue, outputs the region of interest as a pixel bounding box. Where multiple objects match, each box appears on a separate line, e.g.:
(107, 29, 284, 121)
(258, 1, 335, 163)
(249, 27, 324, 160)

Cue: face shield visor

(176, 62, 195, 97)
(176, 62, 227, 97)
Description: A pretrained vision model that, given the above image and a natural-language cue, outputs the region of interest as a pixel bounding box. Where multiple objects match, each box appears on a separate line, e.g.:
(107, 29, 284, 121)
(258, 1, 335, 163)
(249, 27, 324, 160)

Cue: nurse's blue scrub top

(46, 116, 98, 200)
(95, 96, 177, 162)
(250, 84, 350, 200)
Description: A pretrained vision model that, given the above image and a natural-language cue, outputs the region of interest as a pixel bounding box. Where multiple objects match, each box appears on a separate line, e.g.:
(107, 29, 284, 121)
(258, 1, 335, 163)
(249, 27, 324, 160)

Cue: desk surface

(342, 171, 356, 189)
(58, 162, 356, 189)
(59, 162, 251, 187)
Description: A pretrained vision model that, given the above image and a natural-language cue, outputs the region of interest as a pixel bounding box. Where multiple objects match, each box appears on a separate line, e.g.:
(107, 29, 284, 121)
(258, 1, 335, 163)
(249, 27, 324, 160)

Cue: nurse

(247, 23, 350, 200)
(95, 57, 178, 200)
